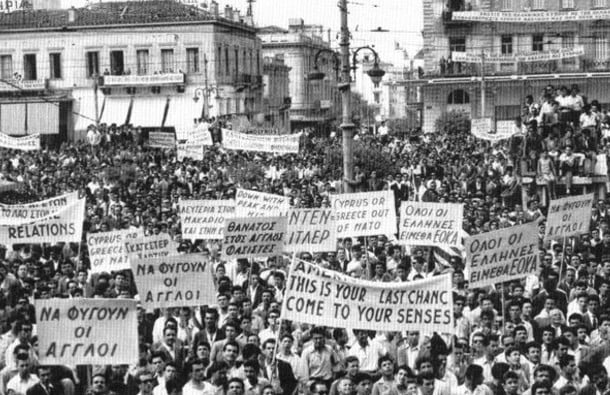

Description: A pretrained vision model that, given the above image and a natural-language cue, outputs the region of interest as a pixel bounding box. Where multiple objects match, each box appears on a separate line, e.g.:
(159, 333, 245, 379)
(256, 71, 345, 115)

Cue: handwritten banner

(331, 191, 396, 238)
(149, 132, 176, 149)
(399, 202, 463, 247)
(452, 9, 610, 23)
(88, 229, 144, 274)
(235, 189, 289, 218)
(222, 216, 287, 259)
(124, 233, 178, 260)
(176, 123, 213, 144)
(452, 46, 584, 63)
(131, 254, 215, 309)
(222, 129, 300, 154)
(466, 222, 538, 288)
(179, 199, 235, 240)
(545, 194, 594, 240)
(177, 142, 204, 161)
(0, 191, 79, 226)
(0, 132, 39, 151)
(285, 208, 337, 253)
(283, 259, 453, 333)
(36, 298, 138, 365)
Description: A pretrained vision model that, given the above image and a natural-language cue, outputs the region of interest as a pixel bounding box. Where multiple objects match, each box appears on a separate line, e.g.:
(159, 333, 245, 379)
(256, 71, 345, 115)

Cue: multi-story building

(0, 0, 263, 141)
(262, 54, 291, 132)
(259, 19, 340, 133)
(419, 0, 610, 133)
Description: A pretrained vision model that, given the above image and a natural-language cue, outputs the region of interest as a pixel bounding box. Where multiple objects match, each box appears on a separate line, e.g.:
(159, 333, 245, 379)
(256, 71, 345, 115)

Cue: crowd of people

(0, 81, 609, 395)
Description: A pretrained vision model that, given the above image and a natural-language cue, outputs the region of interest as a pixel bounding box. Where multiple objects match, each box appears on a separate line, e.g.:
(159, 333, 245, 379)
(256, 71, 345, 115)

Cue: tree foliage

(434, 110, 471, 134)
(321, 140, 399, 180)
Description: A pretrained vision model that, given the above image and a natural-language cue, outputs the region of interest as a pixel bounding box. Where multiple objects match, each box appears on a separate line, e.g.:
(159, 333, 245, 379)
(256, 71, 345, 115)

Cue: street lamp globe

(367, 62, 385, 87)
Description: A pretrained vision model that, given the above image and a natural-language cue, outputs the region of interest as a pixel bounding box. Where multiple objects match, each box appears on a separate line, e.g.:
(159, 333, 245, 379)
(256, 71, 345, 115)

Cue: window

(86, 51, 99, 77)
(217, 46, 222, 76)
(225, 47, 230, 75)
(23, 54, 37, 80)
(249, 50, 253, 74)
(501, 0, 512, 10)
(561, 0, 574, 8)
(0, 55, 12, 79)
(562, 33, 575, 48)
(532, 0, 545, 9)
(593, 0, 607, 7)
(49, 53, 61, 79)
(234, 48, 239, 77)
(161, 49, 174, 73)
(256, 50, 260, 75)
(595, 37, 608, 60)
(186, 48, 200, 73)
(501, 35, 513, 54)
(447, 89, 470, 104)
(136, 49, 149, 75)
(532, 35, 544, 52)
(449, 37, 466, 53)
(374, 92, 380, 104)
(110, 50, 124, 75)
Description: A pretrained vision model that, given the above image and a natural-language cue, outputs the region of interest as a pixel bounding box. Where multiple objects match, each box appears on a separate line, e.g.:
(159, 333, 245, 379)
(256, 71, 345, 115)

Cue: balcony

(0, 78, 47, 92)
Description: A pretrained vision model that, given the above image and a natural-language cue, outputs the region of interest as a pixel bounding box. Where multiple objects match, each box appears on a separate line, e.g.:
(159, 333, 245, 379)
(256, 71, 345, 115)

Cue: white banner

(235, 189, 289, 218)
(132, 254, 215, 309)
(177, 142, 204, 161)
(452, 46, 585, 63)
(222, 129, 300, 154)
(36, 298, 138, 365)
(545, 194, 594, 240)
(149, 132, 176, 149)
(331, 191, 396, 238)
(177, 123, 213, 144)
(285, 208, 337, 253)
(222, 216, 287, 259)
(466, 222, 538, 288)
(399, 202, 463, 247)
(452, 9, 610, 23)
(0, 198, 85, 245)
(0, 133, 39, 151)
(0, 191, 79, 226)
(283, 259, 453, 333)
(124, 233, 178, 260)
(88, 229, 144, 274)
(179, 199, 235, 240)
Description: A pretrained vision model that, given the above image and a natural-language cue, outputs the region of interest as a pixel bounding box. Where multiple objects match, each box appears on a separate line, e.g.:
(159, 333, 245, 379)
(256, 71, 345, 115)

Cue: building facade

(259, 20, 340, 133)
(420, 0, 610, 133)
(262, 54, 291, 133)
(0, 0, 264, 140)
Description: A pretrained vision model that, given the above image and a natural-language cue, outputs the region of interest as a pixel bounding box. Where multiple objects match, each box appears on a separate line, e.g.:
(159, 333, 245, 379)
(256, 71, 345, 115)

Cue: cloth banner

(222, 216, 287, 259)
(177, 142, 204, 162)
(283, 259, 454, 333)
(124, 233, 178, 260)
(131, 254, 215, 309)
(331, 191, 396, 238)
(149, 132, 176, 149)
(545, 194, 594, 240)
(0, 132, 39, 151)
(235, 189, 289, 218)
(285, 208, 337, 253)
(222, 129, 300, 154)
(471, 118, 516, 141)
(0, 198, 85, 245)
(452, 9, 610, 23)
(88, 229, 144, 274)
(179, 199, 235, 240)
(452, 46, 584, 63)
(36, 298, 138, 365)
(399, 202, 463, 247)
(0, 191, 79, 226)
(465, 222, 538, 288)
(176, 123, 213, 144)
(0, 180, 18, 193)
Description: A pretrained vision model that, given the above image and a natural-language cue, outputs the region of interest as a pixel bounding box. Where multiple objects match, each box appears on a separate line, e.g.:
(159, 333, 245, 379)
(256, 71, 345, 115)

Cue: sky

(219, 0, 424, 63)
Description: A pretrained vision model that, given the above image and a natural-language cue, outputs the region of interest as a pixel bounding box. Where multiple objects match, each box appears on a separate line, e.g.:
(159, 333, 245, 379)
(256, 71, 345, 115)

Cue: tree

(434, 110, 471, 134)
(320, 140, 399, 180)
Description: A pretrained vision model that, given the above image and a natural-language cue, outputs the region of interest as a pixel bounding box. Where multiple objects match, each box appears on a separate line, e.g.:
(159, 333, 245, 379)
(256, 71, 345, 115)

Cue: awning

(99, 97, 132, 126)
(0, 104, 26, 135)
(163, 95, 204, 135)
(27, 102, 59, 135)
(129, 97, 168, 128)
(73, 92, 100, 131)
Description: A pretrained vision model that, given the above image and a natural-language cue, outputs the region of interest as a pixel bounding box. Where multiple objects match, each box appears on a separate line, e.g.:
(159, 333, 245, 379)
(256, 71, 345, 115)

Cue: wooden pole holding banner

(271, 252, 296, 380)
(364, 236, 372, 280)
(500, 282, 506, 335)
(559, 236, 567, 279)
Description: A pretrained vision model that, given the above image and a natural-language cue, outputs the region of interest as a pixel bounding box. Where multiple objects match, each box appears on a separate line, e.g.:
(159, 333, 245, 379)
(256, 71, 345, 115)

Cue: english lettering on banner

(36, 298, 138, 365)
(179, 199, 235, 240)
(545, 194, 594, 240)
(399, 202, 463, 247)
(331, 191, 396, 238)
(222, 216, 287, 259)
(88, 229, 144, 274)
(465, 222, 539, 288)
(283, 259, 453, 333)
(131, 254, 215, 309)
(285, 208, 337, 253)
(235, 188, 289, 218)
(124, 233, 178, 261)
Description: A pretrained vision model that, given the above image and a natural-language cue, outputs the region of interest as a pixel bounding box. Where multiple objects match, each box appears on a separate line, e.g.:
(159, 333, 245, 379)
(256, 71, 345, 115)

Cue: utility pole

(480, 49, 485, 118)
(339, 0, 356, 193)
(203, 54, 209, 120)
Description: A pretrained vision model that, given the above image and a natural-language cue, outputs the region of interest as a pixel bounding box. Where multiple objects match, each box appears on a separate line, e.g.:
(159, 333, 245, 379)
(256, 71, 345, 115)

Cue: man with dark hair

(454, 364, 492, 394)
(182, 359, 214, 394)
(7, 355, 38, 395)
(226, 377, 244, 395)
(26, 366, 60, 395)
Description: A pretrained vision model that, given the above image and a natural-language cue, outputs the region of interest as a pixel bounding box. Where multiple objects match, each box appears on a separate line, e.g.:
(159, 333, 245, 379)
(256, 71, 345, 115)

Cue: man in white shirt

(347, 330, 387, 375)
(182, 359, 215, 395)
(6, 356, 38, 395)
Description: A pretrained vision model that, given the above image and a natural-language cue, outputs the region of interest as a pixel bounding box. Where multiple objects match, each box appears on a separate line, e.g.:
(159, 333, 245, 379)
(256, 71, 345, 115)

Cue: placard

(36, 298, 138, 365)
(177, 123, 213, 145)
(177, 142, 204, 161)
(88, 229, 144, 274)
(0, 191, 79, 226)
(283, 259, 453, 333)
(285, 208, 337, 253)
(179, 199, 235, 240)
(222, 216, 287, 259)
(235, 189, 289, 218)
(331, 191, 396, 238)
(222, 129, 300, 154)
(0, 132, 39, 151)
(452, 46, 584, 63)
(131, 254, 215, 309)
(545, 194, 594, 240)
(466, 222, 538, 288)
(452, 9, 610, 23)
(149, 132, 176, 149)
(124, 233, 178, 260)
(399, 202, 463, 247)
